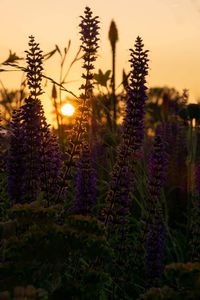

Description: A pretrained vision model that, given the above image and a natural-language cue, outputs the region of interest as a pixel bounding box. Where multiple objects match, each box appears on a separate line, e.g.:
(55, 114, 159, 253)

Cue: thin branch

(3, 62, 79, 100)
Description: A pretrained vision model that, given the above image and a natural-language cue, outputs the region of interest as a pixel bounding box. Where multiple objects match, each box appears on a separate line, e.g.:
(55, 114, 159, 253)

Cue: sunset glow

(61, 103, 75, 116)
(1, 3, 200, 296)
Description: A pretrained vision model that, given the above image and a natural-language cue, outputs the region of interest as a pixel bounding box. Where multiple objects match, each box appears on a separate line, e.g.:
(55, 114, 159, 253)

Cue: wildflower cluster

(79, 6, 100, 97)
(103, 37, 149, 226)
(57, 7, 99, 202)
(124, 36, 149, 155)
(7, 36, 61, 204)
(72, 143, 97, 215)
(189, 163, 200, 261)
(25, 35, 43, 98)
(145, 135, 168, 287)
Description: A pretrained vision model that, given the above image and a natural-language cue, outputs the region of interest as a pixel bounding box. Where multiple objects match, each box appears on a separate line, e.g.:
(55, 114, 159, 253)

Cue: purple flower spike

(56, 7, 100, 203)
(7, 36, 62, 205)
(103, 37, 149, 226)
(195, 164, 200, 195)
(7, 110, 25, 204)
(72, 143, 97, 215)
(79, 6, 100, 97)
(189, 163, 200, 261)
(145, 216, 166, 287)
(148, 136, 168, 200)
(145, 135, 168, 287)
(123, 36, 149, 156)
(115, 166, 131, 226)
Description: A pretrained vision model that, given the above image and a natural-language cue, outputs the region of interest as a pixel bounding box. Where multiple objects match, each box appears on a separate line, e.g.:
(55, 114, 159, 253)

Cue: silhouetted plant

(93, 69, 113, 129)
(145, 135, 168, 287)
(7, 109, 25, 204)
(0, 203, 66, 292)
(103, 36, 149, 226)
(51, 41, 82, 149)
(156, 120, 188, 227)
(139, 263, 200, 300)
(0, 86, 26, 124)
(96, 36, 149, 300)
(189, 163, 200, 262)
(0, 285, 48, 300)
(72, 143, 97, 215)
(25, 36, 43, 98)
(7, 36, 62, 204)
(109, 20, 118, 130)
(57, 6, 100, 202)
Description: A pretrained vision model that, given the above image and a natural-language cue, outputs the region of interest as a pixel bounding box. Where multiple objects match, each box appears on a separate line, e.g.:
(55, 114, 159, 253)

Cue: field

(0, 6, 200, 300)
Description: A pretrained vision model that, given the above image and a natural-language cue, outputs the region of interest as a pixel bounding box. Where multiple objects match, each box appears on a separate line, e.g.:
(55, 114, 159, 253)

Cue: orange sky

(1, 0, 200, 122)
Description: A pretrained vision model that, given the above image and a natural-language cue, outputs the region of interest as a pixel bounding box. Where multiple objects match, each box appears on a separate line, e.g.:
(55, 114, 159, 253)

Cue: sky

(1, 0, 200, 121)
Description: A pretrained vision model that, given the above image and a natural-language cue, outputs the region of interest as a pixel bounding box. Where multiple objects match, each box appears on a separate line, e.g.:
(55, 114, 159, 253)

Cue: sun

(61, 103, 75, 117)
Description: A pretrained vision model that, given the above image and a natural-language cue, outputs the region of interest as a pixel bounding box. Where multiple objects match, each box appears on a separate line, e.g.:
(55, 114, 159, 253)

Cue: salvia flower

(17, 97, 44, 202)
(145, 215, 166, 287)
(189, 163, 200, 261)
(195, 164, 200, 195)
(114, 166, 131, 226)
(7, 36, 62, 204)
(79, 6, 100, 97)
(43, 134, 62, 198)
(72, 143, 97, 215)
(8, 97, 62, 204)
(156, 121, 187, 169)
(145, 135, 168, 287)
(7, 109, 25, 204)
(73, 6, 100, 141)
(25, 35, 43, 98)
(57, 7, 100, 202)
(30, 106, 62, 196)
(123, 36, 149, 156)
(103, 37, 149, 225)
(156, 121, 188, 222)
(78, 5, 99, 138)
(148, 136, 168, 201)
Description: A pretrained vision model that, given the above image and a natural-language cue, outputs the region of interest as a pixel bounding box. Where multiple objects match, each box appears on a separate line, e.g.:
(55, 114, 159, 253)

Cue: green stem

(111, 46, 117, 130)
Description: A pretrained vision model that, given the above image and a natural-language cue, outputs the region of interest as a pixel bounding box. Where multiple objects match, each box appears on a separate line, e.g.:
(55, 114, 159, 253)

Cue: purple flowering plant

(0, 6, 199, 300)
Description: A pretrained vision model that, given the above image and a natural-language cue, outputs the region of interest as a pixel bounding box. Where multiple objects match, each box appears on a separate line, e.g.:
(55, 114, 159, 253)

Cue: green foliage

(139, 263, 200, 300)
(94, 69, 111, 88)
(164, 262, 200, 290)
(0, 205, 66, 291)
(0, 285, 48, 300)
(8, 204, 60, 224)
(0, 172, 9, 221)
(1, 50, 22, 65)
(182, 104, 200, 121)
(0, 205, 112, 298)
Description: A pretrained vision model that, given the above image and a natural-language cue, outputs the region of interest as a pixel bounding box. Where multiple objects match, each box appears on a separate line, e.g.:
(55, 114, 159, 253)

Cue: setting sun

(61, 103, 75, 116)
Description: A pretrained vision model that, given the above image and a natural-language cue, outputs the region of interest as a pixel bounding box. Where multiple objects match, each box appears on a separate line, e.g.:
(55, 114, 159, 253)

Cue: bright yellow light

(61, 103, 75, 116)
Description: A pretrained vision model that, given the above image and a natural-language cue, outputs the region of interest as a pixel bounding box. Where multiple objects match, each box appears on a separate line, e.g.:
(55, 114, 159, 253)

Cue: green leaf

(94, 69, 111, 87)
